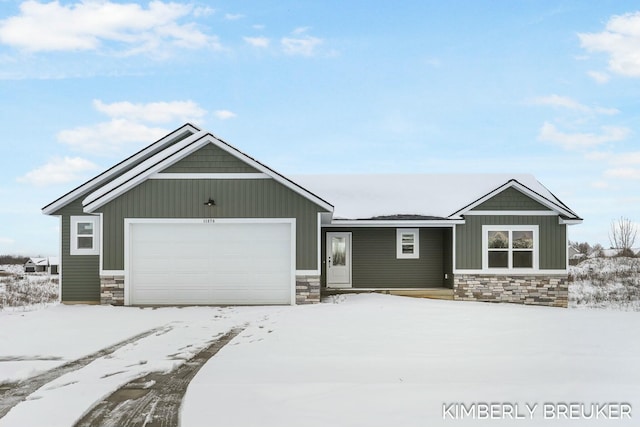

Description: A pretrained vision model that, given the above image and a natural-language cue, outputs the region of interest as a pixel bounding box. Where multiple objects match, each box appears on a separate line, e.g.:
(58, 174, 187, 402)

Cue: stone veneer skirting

(100, 274, 321, 306)
(454, 274, 568, 308)
(100, 275, 125, 305)
(295, 275, 321, 304)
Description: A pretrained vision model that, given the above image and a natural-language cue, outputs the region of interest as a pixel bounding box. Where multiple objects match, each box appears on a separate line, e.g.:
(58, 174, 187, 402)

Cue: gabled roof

(449, 179, 580, 219)
(82, 130, 334, 213)
(290, 174, 581, 221)
(42, 123, 201, 215)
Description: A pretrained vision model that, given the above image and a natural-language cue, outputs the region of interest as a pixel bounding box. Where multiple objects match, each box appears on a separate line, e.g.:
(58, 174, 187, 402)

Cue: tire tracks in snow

(73, 327, 243, 427)
(0, 325, 172, 419)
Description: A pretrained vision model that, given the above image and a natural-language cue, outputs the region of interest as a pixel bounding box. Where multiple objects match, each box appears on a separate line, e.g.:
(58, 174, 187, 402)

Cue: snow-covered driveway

(1, 295, 639, 427)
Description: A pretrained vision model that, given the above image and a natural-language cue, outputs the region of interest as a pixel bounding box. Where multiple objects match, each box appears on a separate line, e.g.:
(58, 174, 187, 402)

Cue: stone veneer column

(454, 274, 568, 308)
(100, 275, 125, 305)
(295, 275, 321, 304)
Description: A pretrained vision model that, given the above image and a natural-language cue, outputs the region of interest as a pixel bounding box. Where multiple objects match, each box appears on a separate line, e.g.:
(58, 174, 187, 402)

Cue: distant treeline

(0, 255, 30, 264)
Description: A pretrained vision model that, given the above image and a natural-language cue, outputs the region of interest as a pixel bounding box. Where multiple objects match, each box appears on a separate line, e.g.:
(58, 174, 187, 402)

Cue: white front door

(326, 232, 352, 288)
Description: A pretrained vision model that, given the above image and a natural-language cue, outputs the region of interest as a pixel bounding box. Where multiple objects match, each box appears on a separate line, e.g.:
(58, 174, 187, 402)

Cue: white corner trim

(464, 210, 557, 216)
(317, 212, 322, 273)
(149, 173, 271, 179)
(57, 215, 62, 303)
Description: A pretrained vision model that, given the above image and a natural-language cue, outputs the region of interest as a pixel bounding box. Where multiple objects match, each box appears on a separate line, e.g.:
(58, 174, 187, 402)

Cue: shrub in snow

(0, 266, 58, 310)
(569, 257, 640, 310)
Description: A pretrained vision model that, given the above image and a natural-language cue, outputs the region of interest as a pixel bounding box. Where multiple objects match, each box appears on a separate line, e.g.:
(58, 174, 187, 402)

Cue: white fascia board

(325, 219, 463, 228)
(464, 210, 558, 216)
(149, 173, 271, 179)
(449, 180, 578, 219)
(42, 124, 200, 215)
(559, 218, 583, 225)
(453, 269, 568, 275)
(83, 131, 207, 211)
(84, 131, 334, 214)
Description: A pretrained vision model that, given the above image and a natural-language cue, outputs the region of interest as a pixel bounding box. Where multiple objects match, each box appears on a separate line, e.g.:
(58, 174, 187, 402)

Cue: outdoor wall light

(203, 198, 216, 207)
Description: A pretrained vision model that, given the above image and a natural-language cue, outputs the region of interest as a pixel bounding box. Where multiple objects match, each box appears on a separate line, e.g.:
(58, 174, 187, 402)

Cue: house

(43, 124, 582, 308)
(48, 257, 59, 275)
(24, 257, 48, 273)
(24, 257, 59, 274)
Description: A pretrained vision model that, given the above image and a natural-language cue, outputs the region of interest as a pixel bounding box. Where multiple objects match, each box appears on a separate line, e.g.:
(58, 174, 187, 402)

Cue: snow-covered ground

(1, 294, 639, 427)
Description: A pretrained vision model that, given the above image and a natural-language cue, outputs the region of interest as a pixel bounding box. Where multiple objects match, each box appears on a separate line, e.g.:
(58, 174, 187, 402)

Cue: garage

(127, 220, 294, 305)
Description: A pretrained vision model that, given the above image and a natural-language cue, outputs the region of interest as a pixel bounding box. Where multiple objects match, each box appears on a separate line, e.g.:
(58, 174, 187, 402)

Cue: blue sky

(1, 0, 640, 256)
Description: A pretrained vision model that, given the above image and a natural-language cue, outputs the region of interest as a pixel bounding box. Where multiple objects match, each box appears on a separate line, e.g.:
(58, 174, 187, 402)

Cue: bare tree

(609, 217, 637, 257)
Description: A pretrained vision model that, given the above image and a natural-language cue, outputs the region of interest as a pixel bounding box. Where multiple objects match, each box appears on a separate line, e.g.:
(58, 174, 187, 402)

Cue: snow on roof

(48, 257, 59, 266)
(26, 257, 48, 266)
(290, 174, 567, 220)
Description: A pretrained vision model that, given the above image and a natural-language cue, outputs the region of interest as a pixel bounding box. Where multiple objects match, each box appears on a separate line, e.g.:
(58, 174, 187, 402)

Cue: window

(396, 228, 419, 259)
(70, 216, 100, 255)
(483, 226, 537, 270)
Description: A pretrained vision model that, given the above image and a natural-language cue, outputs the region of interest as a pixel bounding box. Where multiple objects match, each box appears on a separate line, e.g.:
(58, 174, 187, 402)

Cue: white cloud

(18, 156, 99, 186)
(0, 1, 220, 55)
(0, 237, 15, 245)
(579, 12, 640, 77)
(93, 99, 206, 123)
(281, 35, 322, 56)
(57, 99, 209, 156)
(530, 95, 618, 115)
(538, 122, 630, 150)
(292, 27, 310, 35)
(57, 119, 169, 156)
(252, 24, 265, 30)
(243, 36, 269, 48)
(193, 6, 215, 17)
(213, 110, 237, 120)
(224, 13, 244, 21)
(604, 167, 640, 180)
(587, 70, 610, 84)
(591, 180, 610, 189)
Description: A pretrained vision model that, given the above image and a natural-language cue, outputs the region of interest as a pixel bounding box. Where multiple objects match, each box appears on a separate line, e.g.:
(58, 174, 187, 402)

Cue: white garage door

(129, 221, 293, 305)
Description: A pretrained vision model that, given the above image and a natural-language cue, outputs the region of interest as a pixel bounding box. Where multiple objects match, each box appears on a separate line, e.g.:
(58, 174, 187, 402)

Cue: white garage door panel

(129, 222, 293, 305)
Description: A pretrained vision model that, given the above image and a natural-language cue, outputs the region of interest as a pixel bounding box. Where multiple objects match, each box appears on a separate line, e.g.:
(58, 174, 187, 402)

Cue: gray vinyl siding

(53, 199, 100, 302)
(98, 179, 327, 271)
(321, 227, 452, 288)
(472, 187, 549, 211)
(163, 143, 259, 173)
(455, 215, 566, 270)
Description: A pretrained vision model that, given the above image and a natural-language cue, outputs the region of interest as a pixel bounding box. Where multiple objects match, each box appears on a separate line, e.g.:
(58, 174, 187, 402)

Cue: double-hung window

(483, 225, 538, 270)
(70, 216, 100, 255)
(396, 229, 419, 259)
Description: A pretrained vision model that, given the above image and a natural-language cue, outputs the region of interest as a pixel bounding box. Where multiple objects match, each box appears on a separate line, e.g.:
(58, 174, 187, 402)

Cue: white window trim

(70, 216, 100, 255)
(482, 225, 538, 272)
(396, 228, 419, 259)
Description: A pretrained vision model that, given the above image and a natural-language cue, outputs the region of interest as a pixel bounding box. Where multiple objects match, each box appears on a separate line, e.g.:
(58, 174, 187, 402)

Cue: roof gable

(161, 143, 259, 173)
(42, 123, 200, 215)
(471, 186, 549, 211)
(450, 179, 580, 219)
(82, 130, 333, 213)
